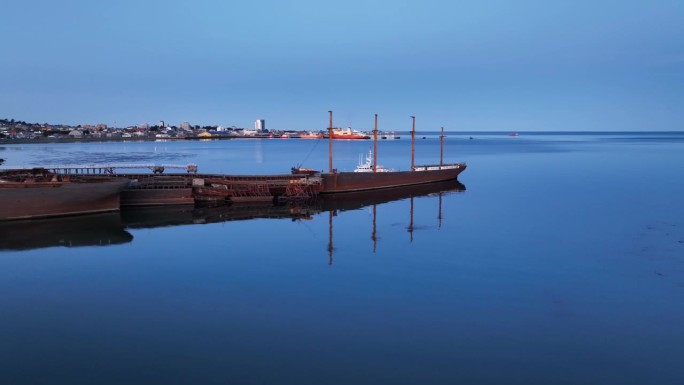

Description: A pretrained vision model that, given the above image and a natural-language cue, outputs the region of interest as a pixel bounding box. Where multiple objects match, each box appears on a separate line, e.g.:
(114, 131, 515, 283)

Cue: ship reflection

(0, 180, 465, 252)
(0, 212, 133, 251)
(316, 179, 466, 265)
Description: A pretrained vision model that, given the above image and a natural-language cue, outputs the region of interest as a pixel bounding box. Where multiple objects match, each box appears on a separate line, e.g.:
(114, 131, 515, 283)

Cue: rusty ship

(0, 168, 129, 220)
(295, 112, 466, 193)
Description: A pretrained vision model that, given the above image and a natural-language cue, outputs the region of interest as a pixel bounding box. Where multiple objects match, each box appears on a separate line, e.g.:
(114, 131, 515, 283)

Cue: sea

(1, 132, 684, 385)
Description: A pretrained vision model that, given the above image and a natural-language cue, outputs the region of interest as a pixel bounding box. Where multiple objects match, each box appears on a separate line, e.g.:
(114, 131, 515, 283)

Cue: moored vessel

(299, 131, 324, 139)
(327, 127, 370, 140)
(0, 168, 130, 220)
(295, 112, 466, 193)
(354, 149, 392, 173)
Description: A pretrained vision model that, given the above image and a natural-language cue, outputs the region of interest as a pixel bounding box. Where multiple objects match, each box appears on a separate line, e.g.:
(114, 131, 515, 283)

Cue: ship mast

(440, 127, 444, 168)
(410, 116, 416, 171)
(328, 111, 334, 173)
(373, 114, 378, 173)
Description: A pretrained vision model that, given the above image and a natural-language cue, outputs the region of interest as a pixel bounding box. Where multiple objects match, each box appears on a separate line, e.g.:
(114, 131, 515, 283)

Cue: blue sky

(2, 0, 682, 131)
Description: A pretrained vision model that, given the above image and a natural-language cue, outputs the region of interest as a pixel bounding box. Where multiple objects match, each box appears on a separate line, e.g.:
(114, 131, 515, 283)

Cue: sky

(1, 0, 682, 131)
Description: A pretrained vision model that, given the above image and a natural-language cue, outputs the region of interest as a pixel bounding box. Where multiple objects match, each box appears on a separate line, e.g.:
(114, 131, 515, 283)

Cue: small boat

(354, 150, 392, 173)
(508, 133, 520, 136)
(0, 168, 130, 220)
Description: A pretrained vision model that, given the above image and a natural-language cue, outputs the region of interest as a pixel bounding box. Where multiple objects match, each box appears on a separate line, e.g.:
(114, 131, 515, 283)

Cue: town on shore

(0, 118, 336, 143)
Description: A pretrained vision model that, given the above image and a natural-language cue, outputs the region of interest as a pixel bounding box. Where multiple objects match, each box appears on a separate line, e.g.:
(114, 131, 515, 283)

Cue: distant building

(159, 120, 165, 127)
(242, 129, 257, 136)
(137, 123, 149, 129)
(255, 119, 265, 132)
(180, 122, 191, 130)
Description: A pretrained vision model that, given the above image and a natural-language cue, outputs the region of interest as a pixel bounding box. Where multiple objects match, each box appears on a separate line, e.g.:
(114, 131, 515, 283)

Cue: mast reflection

(0, 180, 465, 252)
(317, 179, 466, 263)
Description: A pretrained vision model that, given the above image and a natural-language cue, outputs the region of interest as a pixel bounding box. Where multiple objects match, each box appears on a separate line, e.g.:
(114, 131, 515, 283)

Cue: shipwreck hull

(0, 178, 129, 220)
(320, 164, 466, 193)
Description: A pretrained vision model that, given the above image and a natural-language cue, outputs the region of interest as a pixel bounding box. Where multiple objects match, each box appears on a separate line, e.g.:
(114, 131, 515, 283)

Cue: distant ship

(327, 127, 370, 140)
(299, 131, 324, 139)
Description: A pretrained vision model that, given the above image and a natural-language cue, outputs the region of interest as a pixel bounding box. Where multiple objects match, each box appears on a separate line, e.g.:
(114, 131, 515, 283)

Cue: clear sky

(2, 0, 682, 131)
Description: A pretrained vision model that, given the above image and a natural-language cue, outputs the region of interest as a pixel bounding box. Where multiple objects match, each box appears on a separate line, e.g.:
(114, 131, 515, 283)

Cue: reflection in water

(0, 213, 133, 251)
(120, 203, 316, 229)
(0, 180, 465, 251)
(317, 179, 466, 264)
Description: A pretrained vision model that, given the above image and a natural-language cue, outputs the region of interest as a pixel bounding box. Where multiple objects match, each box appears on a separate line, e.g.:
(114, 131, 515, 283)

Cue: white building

(255, 119, 265, 132)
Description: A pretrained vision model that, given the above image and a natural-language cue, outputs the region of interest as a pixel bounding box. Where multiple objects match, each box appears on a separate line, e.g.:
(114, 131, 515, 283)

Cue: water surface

(1, 132, 683, 384)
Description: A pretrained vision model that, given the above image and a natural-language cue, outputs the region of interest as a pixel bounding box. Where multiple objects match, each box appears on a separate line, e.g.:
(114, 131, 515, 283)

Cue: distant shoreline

(0, 136, 262, 145)
(2, 130, 683, 145)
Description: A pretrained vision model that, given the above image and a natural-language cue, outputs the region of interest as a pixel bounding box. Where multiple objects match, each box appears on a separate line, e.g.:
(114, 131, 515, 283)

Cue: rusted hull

(0, 179, 129, 220)
(113, 172, 323, 206)
(120, 188, 194, 206)
(320, 163, 466, 193)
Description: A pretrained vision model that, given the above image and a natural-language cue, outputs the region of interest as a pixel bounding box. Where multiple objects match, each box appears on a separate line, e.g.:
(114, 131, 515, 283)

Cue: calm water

(1, 133, 684, 384)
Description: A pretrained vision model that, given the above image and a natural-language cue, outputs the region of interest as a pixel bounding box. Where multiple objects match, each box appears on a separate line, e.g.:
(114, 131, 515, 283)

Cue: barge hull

(0, 179, 129, 220)
(320, 164, 466, 193)
(120, 188, 194, 206)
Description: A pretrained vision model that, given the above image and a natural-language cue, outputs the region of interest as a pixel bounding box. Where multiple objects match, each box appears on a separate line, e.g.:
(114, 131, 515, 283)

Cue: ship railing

(31, 164, 200, 175)
(412, 163, 464, 172)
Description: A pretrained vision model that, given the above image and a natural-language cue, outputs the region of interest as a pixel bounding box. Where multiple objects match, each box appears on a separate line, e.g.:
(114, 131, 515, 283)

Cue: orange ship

(327, 127, 370, 140)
